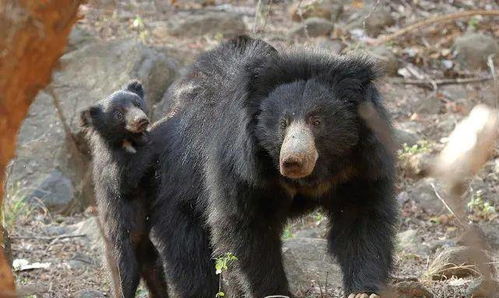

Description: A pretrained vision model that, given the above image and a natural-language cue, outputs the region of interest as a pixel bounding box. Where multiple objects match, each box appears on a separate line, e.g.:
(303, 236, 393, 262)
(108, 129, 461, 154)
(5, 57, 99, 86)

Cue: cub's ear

(80, 105, 101, 128)
(125, 80, 144, 98)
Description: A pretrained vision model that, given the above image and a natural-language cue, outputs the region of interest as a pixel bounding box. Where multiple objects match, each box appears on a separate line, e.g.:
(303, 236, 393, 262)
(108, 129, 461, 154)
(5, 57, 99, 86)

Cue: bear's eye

(280, 119, 289, 129)
(310, 116, 321, 127)
(114, 110, 124, 121)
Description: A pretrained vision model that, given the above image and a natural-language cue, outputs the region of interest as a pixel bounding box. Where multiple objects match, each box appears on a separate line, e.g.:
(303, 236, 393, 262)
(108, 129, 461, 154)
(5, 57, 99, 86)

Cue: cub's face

(80, 81, 150, 145)
(255, 79, 360, 181)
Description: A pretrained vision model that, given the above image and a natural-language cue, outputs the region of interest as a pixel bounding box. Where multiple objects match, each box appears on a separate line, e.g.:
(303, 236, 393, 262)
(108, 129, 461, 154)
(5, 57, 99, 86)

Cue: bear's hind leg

(137, 238, 169, 298)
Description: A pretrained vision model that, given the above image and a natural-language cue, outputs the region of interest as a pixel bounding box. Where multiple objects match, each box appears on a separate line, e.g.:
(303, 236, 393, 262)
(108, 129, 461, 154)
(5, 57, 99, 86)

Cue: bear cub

(80, 81, 167, 298)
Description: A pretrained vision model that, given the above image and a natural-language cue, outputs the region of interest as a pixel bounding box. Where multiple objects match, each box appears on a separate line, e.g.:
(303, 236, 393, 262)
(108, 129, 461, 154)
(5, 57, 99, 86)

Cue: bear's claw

(347, 294, 379, 298)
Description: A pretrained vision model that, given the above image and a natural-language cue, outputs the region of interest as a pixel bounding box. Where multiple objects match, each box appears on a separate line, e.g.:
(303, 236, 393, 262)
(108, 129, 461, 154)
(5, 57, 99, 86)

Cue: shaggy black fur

(151, 36, 397, 297)
(81, 81, 168, 298)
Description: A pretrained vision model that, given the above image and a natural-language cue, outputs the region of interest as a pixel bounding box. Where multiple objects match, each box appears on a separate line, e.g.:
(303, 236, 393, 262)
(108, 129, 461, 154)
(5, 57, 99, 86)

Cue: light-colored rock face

(6, 28, 178, 214)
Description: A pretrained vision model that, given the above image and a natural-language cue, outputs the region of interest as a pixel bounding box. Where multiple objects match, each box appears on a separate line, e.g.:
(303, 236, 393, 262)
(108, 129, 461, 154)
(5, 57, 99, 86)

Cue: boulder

(27, 170, 75, 213)
(282, 237, 342, 293)
(6, 31, 178, 213)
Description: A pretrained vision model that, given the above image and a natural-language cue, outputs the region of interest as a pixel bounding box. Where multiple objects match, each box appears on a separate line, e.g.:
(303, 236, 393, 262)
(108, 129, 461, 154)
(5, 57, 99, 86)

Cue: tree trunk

(0, 0, 83, 295)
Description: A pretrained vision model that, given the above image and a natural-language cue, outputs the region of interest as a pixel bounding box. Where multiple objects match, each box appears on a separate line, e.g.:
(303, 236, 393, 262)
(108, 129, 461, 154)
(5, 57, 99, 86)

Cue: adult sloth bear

(152, 36, 397, 298)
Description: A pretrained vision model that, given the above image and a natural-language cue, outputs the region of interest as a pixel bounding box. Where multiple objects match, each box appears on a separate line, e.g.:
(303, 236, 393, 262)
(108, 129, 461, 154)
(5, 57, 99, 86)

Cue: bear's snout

(126, 108, 149, 133)
(279, 121, 318, 179)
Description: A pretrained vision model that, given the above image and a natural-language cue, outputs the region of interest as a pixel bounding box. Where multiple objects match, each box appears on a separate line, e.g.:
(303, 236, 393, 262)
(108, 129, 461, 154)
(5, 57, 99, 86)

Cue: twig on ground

(391, 76, 493, 90)
(11, 234, 86, 241)
(430, 183, 465, 227)
(372, 10, 499, 46)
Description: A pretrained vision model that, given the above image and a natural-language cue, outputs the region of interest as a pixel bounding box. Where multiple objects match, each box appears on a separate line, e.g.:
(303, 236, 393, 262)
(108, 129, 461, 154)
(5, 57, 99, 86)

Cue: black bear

(151, 36, 397, 298)
(80, 81, 168, 298)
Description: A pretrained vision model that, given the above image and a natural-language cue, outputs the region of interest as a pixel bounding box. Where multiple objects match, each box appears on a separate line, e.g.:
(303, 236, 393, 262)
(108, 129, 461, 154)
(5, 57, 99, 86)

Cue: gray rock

(465, 278, 499, 297)
(480, 221, 499, 249)
(72, 217, 103, 251)
(289, 17, 334, 37)
(168, 12, 246, 37)
(27, 170, 75, 213)
(7, 38, 178, 212)
(454, 33, 499, 70)
(317, 38, 345, 54)
(414, 96, 441, 114)
(397, 229, 430, 256)
(282, 237, 342, 293)
(75, 289, 107, 298)
(399, 152, 433, 178)
(289, 0, 343, 22)
(394, 128, 420, 147)
(43, 225, 71, 236)
(392, 281, 434, 298)
(370, 45, 399, 76)
(293, 227, 323, 239)
(66, 26, 95, 53)
(364, 7, 395, 36)
(407, 178, 446, 215)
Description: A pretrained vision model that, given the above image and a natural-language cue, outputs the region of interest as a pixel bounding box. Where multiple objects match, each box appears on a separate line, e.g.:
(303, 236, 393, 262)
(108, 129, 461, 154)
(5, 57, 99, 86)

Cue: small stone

(168, 12, 246, 37)
(407, 178, 446, 215)
(289, 18, 334, 37)
(289, 0, 343, 22)
(466, 278, 499, 297)
(364, 7, 395, 36)
(370, 46, 399, 76)
(75, 289, 106, 298)
(397, 229, 430, 256)
(399, 152, 433, 178)
(414, 97, 441, 115)
(72, 217, 103, 250)
(394, 128, 420, 147)
(317, 38, 345, 54)
(454, 33, 499, 70)
(391, 281, 434, 298)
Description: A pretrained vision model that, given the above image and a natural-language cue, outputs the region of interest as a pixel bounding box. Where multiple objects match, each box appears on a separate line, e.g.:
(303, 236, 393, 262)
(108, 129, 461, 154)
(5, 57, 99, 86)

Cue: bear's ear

(125, 80, 144, 98)
(80, 105, 101, 128)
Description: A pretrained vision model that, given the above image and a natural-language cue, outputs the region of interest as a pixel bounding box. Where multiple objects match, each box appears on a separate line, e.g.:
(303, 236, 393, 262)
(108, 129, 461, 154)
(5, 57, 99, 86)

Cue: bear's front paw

(347, 293, 379, 298)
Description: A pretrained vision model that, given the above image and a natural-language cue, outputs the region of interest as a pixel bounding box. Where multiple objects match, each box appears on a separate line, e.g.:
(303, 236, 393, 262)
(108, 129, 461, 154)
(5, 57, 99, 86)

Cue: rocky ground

(3, 0, 499, 297)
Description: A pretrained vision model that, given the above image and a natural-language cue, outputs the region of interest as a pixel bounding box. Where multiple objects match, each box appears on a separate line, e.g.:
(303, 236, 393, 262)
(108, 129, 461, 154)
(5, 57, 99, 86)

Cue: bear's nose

(135, 117, 149, 131)
(282, 156, 303, 171)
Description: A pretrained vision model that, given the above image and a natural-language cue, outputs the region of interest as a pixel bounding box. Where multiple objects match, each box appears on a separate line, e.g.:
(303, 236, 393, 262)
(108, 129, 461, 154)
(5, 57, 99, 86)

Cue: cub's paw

(347, 294, 379, 298)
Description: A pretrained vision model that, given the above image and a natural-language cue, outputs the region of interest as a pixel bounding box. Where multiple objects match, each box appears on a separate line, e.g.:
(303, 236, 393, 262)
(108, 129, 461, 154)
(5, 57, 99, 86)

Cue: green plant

(282, 224, 294, 240)
(2, 182, 33, 229)
(214, 252, 238, 297)
(467, 16, 480, 30)
(467, 190, 496, 220)
(398, 140, 431, 160)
